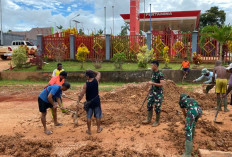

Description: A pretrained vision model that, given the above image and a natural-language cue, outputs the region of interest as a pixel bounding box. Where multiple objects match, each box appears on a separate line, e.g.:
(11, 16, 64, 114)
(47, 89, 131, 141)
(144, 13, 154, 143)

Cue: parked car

(0, 40, 37, 60)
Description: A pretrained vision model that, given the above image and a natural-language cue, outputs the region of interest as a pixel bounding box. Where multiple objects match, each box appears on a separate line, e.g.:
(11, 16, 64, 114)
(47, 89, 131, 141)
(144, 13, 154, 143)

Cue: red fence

(196, 34, 232, 61)
(152, 33, 192, 61)
(42, 32, 232, 62)
(111, 35, 146, 60)
(75, 35, 105, 60)
(43, 32, 70, 59)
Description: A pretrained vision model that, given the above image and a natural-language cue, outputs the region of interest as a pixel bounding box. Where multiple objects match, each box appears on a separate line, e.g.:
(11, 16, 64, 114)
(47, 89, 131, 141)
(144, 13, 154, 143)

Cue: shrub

(30, 55, 43, 70)
(111, 52, 127, 70)
(162, 46, 170, 68)
(192, 52, 202, 65)
(137, 45, 155, 68)
(228, 41, 232, 52)
(64, 27, 78, 35)
(11, 46, 28, 68)
(76, 46, 90, 69)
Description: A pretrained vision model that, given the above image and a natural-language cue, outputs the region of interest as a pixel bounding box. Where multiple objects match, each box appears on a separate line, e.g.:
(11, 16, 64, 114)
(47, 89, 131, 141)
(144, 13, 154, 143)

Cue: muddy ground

(0, 81, 232, 157)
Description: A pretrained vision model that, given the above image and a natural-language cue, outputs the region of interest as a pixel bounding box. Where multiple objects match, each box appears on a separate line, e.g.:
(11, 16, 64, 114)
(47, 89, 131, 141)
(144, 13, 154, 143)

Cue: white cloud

(67, 7, 71, 12)
(1, 0, 232, 36)
(71, 4, 78, 8)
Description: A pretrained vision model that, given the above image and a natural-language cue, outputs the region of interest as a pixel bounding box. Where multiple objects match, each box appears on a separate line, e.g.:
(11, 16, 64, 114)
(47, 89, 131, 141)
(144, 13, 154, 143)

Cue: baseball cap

(201, 68, 209, 75)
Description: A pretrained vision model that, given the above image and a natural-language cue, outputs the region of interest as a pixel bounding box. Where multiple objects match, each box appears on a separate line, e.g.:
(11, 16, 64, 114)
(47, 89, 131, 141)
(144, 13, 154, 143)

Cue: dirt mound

(100, 80, 232, 155)
(166, 119, 232, 155)
(67, 143, 159, 157)
(101, 80, 216, 126)
(0, 133, 53, 157)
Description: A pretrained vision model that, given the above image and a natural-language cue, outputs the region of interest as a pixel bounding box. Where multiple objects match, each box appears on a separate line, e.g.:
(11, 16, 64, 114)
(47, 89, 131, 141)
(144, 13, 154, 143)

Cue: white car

(0, 40, 37, 60)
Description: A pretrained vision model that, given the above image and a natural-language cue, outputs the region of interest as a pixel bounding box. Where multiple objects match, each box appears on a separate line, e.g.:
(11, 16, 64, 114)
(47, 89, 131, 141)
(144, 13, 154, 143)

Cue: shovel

(139, 92, 149, 111)
(62, 95, 78, 101)
(57, 105, 79, 127)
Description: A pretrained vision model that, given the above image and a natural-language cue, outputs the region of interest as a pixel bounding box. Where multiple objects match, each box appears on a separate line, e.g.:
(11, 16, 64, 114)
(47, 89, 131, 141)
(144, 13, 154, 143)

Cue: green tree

(120, 23, 130, 35)
(111, 52, 127, 69)
(7, 30, 12, 33)
(200, 25, 232, 62)
(96, 29, 103, 36)
(12, 46, 28, 68)
(79, 29, 85, 35)
(199, 6, 226, 28)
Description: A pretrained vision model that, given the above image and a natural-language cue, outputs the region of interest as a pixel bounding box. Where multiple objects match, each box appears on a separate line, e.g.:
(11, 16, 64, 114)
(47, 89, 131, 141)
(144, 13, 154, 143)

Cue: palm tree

(200, 25, 232, 62)
(120, 23, 130, 35)
(79, 29, 85, 35)
(56, 25, 63, 32)
(97, 29, 104, 36)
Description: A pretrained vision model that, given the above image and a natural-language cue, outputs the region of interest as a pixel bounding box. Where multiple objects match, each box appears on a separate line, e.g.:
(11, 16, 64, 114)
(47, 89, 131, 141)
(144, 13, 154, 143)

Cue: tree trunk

(219, 43, 223, 62)
(81, 61, 84, 69)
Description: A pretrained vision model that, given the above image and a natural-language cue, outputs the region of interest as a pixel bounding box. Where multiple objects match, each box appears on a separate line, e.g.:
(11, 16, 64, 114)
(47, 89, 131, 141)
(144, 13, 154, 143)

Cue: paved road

(0, 59, 11, 71)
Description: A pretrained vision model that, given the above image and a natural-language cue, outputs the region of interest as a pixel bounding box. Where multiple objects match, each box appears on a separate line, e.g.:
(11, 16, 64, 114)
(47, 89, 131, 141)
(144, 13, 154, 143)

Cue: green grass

(8, 61, 216, 72)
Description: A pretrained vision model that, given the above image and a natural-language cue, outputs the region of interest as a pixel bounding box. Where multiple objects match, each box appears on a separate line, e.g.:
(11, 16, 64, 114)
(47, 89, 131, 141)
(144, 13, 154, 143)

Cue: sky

(1, 0, 232, 35)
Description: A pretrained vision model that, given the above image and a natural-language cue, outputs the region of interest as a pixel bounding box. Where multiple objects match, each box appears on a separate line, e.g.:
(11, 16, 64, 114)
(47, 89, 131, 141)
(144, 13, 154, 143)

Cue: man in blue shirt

(38, 82, 70, 135)
(193, 68, 216, 94)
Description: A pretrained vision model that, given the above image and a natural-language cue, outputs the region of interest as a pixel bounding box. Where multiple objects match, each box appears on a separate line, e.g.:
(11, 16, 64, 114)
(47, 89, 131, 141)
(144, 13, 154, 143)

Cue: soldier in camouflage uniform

(142, 60, 165, 127)
(179, 93, 202, 157)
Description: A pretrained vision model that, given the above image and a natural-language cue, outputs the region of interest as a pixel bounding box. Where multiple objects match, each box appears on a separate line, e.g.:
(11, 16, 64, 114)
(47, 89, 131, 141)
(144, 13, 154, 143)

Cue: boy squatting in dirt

(179, 94, 202, 157)
(38, 83, 70, 135)
(142, 60, 165, 127)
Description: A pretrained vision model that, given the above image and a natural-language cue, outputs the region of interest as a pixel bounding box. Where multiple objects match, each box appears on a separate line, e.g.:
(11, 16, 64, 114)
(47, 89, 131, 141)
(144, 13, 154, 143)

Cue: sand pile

(100, 80, 217, 125)
(67, 143, 159, 157)
(100, 80, 232, 155)
(0, 133, 53, 157)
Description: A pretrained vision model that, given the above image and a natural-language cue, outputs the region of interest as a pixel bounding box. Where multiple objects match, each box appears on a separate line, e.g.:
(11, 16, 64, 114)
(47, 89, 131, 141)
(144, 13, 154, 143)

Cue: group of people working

(142, 60, 231, 157)
(37, 60, 231, 157)
(38, 63, 102, 135)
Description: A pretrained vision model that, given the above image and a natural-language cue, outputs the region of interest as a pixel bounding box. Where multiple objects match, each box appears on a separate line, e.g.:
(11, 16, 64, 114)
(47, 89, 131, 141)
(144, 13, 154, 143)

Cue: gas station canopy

(120, 10, 201, 32)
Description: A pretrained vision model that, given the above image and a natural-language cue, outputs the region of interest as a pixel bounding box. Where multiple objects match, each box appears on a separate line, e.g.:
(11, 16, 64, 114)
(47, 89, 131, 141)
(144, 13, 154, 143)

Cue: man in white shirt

(52, 63, 64, 77)
(193, 68, 216, 93)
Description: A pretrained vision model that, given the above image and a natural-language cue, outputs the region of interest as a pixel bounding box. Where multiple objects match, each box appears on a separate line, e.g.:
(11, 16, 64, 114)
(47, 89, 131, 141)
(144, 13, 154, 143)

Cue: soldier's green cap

(179, 93, 189, 105)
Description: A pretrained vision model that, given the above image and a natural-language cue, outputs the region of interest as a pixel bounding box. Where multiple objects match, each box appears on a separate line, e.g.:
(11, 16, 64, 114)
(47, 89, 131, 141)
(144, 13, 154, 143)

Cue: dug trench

(0, 80, 231, 156)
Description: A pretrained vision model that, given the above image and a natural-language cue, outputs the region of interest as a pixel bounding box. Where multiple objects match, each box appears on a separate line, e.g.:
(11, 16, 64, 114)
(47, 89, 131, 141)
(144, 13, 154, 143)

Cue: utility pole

(112, 5, 114, 35)
(0, 0, 3, 45)
(143, 0, 145, 32)
(69, 14, 80, 29)
(150, 4, 152, 32)
(104, 6, 106, 35)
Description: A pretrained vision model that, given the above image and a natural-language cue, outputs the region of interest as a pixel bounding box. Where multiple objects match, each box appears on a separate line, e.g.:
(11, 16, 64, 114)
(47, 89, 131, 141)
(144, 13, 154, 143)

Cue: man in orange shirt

(180, 57, 190, 79)
(46, 71, 68, 116)
(47, 71, 67, 86)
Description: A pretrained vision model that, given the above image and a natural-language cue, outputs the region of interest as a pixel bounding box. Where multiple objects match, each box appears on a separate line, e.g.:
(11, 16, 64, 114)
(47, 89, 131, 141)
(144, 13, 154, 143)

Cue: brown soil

(0, 81, 231, 156)
(67, 143, 159, 157)
(0, 133, 53, 157)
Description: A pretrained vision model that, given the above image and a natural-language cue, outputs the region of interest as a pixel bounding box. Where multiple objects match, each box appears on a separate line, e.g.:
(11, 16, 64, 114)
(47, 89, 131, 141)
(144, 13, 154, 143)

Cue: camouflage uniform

(147, 70, 164, 114)
(179, 95, 202, 142)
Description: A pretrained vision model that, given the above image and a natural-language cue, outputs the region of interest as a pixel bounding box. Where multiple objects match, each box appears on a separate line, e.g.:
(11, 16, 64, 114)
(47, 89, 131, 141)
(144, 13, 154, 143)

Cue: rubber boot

(182, 140, 193, 157)
(192, 127, 196, 140)
(152, 113, 160, 127)
(142, 110, 153, 124)
(224, 97, 230, 112)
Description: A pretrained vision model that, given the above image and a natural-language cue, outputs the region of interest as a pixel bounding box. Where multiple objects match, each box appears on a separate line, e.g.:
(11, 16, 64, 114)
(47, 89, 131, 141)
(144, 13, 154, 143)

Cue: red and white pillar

(130, 0, 140, 36)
